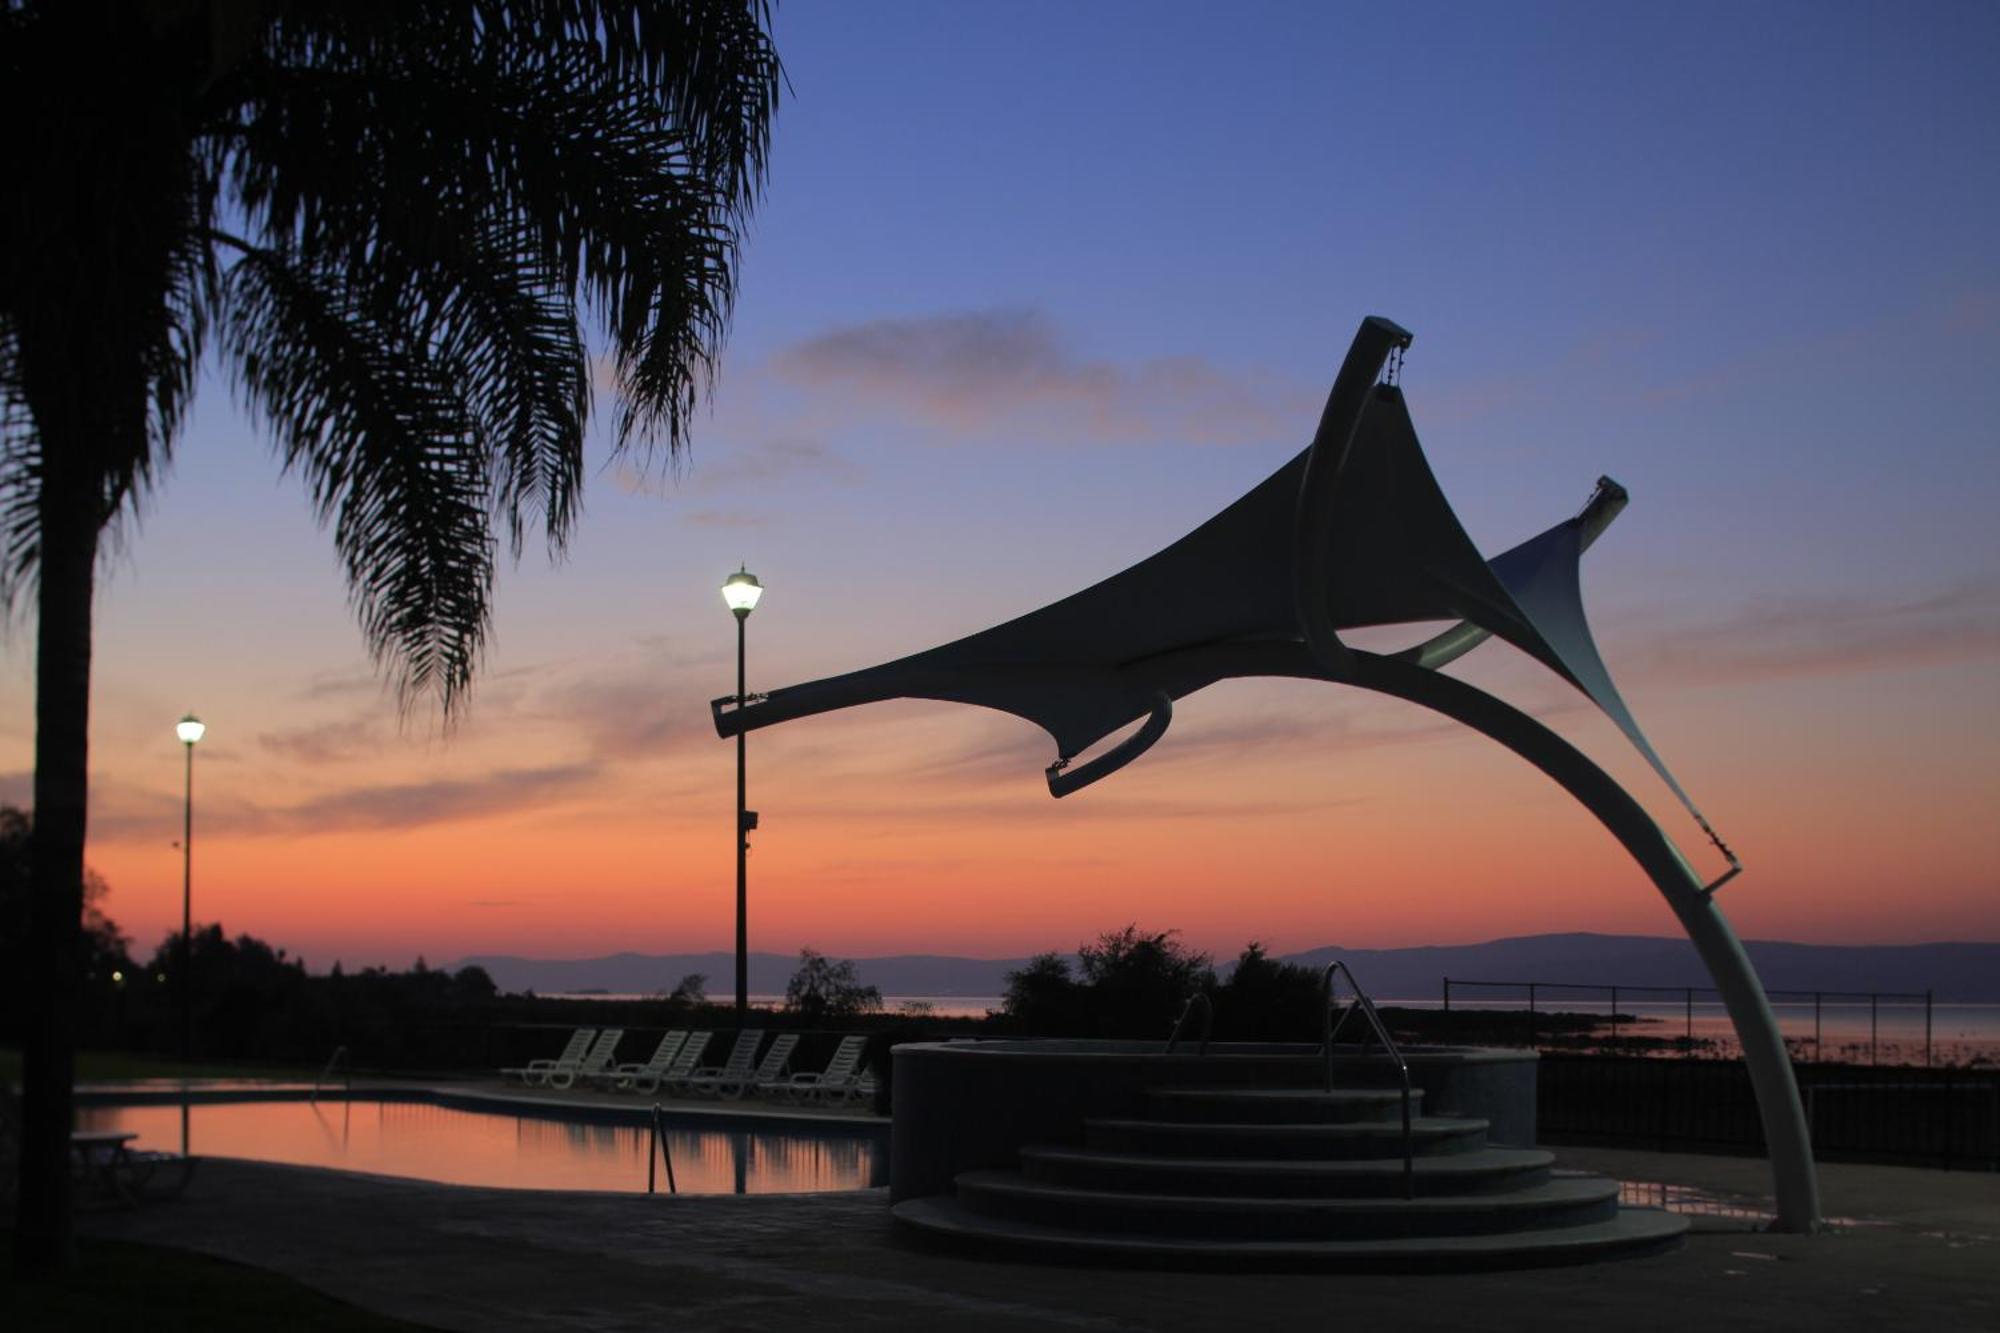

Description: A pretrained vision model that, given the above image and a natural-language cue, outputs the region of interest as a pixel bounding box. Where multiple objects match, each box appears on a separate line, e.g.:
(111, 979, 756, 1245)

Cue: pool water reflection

(76, 1099, 886, 1195)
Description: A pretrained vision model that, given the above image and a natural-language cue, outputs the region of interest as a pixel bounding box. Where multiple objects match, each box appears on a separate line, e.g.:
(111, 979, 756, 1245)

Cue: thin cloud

(296, 670, 383, 702)
(614, 439, 860, 499)
(529, 667, 716, 762)
(680, 509, 770, 528)
(297, 763, 601, 832)
(77, 763, 604, 842)
(259, 716, 385, 765)
(772, 308, 1310, 446)
(1625, 581, 2000, 690)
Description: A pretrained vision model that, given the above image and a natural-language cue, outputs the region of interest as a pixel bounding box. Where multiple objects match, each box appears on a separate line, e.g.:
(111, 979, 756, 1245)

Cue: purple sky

(3, 2, 1995, 966)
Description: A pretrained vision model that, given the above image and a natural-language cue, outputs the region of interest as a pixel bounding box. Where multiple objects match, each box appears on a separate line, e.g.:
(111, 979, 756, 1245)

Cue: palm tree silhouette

(0, 1, 779, 1271)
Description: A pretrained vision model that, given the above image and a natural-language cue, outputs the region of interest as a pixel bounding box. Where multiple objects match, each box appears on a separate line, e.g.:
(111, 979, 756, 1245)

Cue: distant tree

(1000, 952, 1083, 1035)
(1076, 925, 1215, 1039)
(668, 972, 708, 1004)
(0, 808, 132, 1044)
(147, 926, 314, 1061)
(1218, 942, 1322, 1040)
(783, 949, 881, 1025)
(452, 965, 497, 1000)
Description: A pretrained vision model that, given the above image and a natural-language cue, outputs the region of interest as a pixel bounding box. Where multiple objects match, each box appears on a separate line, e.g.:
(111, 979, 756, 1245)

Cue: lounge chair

(501, 1027, 595, 1086)
(677, 1028, 763, 1098)
(601, 1030, 688, 1092)
(765, 1034, 867, 1104)
(699, 1032, 798, 1100)
(547, 1027, 623, 1090)
(625, 1030, 712, 1095)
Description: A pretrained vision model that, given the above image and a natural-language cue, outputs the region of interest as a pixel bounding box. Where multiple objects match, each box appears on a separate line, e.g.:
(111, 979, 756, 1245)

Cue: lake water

(1410, 998, 2000, 1066)
(74, 1099, 887, 1195)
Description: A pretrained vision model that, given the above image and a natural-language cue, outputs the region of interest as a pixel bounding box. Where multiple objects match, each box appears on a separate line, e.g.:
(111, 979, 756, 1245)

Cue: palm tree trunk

(12, 456, 100, 1275)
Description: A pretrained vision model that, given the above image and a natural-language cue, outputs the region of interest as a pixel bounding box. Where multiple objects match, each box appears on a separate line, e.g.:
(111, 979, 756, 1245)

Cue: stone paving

(80, 1144, 1999, 1332)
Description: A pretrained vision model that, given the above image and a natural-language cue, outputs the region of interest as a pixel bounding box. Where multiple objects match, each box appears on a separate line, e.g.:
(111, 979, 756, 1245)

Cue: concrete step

(954, 1169, 1622, 1240)
(892, 1194, 1689, 1272)
(1020, 1144, 1554, 1198)
(1084, 1115, 1487, 1160)
(1145, 1086, 1423, 1125)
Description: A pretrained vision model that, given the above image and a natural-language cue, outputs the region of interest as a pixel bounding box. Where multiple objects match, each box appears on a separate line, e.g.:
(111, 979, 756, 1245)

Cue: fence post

(1925, 990, 1933, 1068)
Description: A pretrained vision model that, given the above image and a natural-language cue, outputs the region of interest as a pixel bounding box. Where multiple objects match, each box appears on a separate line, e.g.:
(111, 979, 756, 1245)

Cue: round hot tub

(889, 1039, 1536, 1201)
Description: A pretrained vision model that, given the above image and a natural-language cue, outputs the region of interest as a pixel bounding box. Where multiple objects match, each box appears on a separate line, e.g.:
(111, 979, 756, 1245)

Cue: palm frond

(223, 250, 497, 713)
(0, 315, 42, 621)
(224, 3, 769, 459)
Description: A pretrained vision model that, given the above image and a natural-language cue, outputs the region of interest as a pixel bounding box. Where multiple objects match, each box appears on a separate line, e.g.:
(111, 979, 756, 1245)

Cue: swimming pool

(74, 1094, 887, 1195)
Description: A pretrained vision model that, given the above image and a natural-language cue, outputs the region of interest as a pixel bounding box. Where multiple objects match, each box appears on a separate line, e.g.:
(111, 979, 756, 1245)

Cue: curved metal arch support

(1342, 652, 1821, 1232)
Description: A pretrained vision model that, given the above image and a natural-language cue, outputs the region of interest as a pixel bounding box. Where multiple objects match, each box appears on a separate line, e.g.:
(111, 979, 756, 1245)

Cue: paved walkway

(82, 1147, 1998, 1332)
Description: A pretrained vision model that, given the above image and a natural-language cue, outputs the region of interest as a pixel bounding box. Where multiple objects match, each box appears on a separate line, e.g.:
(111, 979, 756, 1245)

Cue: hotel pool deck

(65, 1079, 2000, 1332)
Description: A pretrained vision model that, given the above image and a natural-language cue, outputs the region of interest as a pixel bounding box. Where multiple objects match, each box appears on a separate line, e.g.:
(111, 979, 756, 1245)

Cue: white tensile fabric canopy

(716, 361, 1716, 852)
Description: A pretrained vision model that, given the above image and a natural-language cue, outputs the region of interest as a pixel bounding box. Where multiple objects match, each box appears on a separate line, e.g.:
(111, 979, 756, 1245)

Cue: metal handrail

(310, 1045, 349, 1106)
(647, 1103, 678, 1195)
(1165, 992, 1213, 1055)
(1322, 962, 1413, 1199)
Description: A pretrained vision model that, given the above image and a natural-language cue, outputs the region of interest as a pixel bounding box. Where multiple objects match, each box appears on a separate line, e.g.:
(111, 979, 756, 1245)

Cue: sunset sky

(3, 3, 1995, 972)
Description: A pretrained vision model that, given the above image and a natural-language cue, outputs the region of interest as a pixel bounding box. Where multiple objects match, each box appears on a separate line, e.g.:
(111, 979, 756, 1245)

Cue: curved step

(1146, 1087, 1424, 1125)
(1021, 1144, 1554, 1198)
(893, 1194, 1688, 1272)
(1085, 1115, 1487, 1160)
(955, 1169, 1622, 1240)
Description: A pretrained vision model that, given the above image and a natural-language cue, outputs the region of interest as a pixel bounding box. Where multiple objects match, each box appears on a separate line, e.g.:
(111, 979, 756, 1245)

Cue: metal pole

(1925, 990, 1933, 1068)
(180, 740, 193, 1063)
(734, 611, 748, 1028)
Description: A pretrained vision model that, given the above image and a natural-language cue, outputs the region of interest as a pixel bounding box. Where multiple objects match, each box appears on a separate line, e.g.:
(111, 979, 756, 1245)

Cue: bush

(783, 949, 881, 1024)
(1001, 926, 1214, 1039)
(1216, 942, 1323, 1040)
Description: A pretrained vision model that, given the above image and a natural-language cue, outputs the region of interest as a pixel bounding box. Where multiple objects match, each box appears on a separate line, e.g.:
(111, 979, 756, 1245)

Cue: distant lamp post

(720, 567, 762, 1026)
(175, 713, 204, 1061)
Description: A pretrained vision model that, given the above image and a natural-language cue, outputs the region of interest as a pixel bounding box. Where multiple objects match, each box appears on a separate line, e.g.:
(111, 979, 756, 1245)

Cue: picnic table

(69, 1128, 195, 1206)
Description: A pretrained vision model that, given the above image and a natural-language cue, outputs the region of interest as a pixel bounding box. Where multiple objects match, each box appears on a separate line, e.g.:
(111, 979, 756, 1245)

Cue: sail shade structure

(714, 317, 1714, 851)
(708, 315, 1815, 1230)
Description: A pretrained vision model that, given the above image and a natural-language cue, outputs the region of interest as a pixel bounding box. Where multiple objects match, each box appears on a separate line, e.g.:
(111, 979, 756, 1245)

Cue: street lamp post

(174, 714, 205, 1061)
(720, 567, 763, 1028)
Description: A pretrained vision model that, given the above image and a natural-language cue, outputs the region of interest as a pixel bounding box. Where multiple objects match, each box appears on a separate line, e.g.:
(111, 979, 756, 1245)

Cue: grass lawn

(0, 1048, 324, 1086)
(0, 1231, 431, 1331)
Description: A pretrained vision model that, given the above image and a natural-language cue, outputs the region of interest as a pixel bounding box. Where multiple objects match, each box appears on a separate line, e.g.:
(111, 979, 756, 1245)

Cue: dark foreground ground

(50, 1148, 1999, 1332)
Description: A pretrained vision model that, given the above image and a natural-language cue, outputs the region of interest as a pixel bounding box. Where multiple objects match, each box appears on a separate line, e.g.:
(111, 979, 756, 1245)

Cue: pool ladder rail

(311, 1045, 351, 1106)
(647, 1103, 678, 1195)
(1322, 960, 1415, 1200)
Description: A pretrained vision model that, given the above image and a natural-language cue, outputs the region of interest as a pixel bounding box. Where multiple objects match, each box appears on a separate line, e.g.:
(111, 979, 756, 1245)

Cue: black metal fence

(1441, 977, 1939, 1065)
(1538, 1054, 2000, 1170)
